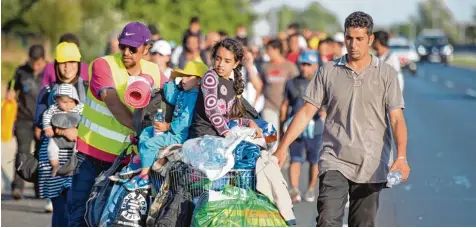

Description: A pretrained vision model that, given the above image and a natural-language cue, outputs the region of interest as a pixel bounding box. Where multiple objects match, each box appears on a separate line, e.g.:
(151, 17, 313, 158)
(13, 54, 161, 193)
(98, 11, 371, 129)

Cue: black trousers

(316, 170, 385, 227)
(12, 120, 39, 196)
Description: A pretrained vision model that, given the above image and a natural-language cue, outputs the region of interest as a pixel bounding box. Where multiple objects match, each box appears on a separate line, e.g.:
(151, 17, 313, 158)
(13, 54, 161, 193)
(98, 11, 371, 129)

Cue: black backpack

(146, 162, 195, 227)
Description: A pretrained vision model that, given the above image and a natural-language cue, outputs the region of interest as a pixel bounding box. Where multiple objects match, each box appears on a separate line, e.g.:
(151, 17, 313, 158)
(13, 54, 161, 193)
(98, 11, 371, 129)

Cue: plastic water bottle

(154, 109, 165, 136)
(308, 119, 315, 139)
(386, 170, 403, 187)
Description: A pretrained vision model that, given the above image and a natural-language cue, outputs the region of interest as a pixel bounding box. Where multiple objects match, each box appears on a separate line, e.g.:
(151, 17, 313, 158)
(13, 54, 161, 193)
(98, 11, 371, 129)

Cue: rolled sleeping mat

(124, 75, 154, 108)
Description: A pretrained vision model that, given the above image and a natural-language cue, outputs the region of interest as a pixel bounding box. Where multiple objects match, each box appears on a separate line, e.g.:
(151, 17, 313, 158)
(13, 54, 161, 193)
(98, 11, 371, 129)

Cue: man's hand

(153, 122, 170, 132)
(273, 147, 288, 168)
(45, 128, 54, 137)
(390, 158, 411, 182)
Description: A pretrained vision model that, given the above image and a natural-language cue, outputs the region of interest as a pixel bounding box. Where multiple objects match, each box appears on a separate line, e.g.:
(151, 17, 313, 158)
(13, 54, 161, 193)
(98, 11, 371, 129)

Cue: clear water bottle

(386, 170, 403, 187)
(307, 119, 315, 139)
(154, 108, 165, 136)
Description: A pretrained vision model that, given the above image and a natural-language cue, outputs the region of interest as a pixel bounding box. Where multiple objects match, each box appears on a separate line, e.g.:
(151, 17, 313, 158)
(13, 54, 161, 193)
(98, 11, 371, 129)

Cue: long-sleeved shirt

(42, 103, 84, 130)
(189, 70, 249, 138)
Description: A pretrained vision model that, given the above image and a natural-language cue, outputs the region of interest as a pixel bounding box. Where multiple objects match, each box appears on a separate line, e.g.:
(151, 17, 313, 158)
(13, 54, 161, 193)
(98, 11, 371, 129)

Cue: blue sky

(252, 0, 475, 36)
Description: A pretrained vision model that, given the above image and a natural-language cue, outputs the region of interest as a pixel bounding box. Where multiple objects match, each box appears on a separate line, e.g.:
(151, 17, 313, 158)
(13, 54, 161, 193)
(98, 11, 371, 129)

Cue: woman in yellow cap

(117, 60, 208, 190)
(41, 33, 89, 88)
(33, 42, 88, 226)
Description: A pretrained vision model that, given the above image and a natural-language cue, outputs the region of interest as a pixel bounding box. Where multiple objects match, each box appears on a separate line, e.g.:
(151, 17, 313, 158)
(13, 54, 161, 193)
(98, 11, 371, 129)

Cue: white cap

(150, 40, 172, 56)
(333, 32, 345, 43)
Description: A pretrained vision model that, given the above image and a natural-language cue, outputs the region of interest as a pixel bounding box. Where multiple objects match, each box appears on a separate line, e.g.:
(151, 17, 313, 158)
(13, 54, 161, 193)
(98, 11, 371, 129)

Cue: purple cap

(118, 22, 151, 47)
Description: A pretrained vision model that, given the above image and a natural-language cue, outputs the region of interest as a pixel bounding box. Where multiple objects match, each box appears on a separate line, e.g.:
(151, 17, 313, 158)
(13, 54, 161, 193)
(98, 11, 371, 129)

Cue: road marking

(444, 80, 454, 88)
(431, 75, 438, 82)
(466, 89, 476, 98)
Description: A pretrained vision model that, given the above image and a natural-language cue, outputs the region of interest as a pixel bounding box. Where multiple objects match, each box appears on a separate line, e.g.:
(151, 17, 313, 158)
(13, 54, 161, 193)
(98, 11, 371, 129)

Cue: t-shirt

(283, 75, 319, 120)
(41, 62, 89, 88)
(303, 55, 405, 183)
(260, 60, 299, 110)
(8, 62, 43, 121)
(286, 51, 300, 64)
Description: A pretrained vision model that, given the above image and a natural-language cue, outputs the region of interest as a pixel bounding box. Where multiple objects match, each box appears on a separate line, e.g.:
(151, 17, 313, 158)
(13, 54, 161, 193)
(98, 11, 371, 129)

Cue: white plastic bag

(182, 127, 255, 181)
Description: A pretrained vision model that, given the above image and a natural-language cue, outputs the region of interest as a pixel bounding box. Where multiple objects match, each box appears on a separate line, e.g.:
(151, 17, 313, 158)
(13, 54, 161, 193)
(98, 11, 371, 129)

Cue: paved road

(2, 64, 476, 226)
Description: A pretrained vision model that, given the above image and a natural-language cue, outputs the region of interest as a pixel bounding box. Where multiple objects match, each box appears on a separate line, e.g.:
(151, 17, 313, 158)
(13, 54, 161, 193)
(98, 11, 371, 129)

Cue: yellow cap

(55, 42, 81, 63)
(171, 61, 208, 78)
(309, 37, 320, 50)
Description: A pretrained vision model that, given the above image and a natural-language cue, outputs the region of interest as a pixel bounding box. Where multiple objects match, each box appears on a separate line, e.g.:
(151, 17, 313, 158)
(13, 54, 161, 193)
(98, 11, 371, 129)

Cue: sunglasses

(119, 44, 139, 54)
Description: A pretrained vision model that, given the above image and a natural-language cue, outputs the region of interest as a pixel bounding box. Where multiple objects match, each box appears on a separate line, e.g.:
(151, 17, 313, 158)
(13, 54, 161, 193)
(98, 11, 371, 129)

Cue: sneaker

(44, 199, 53, 213)
(119, 156, 142, 179)
(289, 188, 301, 204)
(303, 188, 316, 202)
(124, 175, 151, 191)
(11, 188, 23, 200)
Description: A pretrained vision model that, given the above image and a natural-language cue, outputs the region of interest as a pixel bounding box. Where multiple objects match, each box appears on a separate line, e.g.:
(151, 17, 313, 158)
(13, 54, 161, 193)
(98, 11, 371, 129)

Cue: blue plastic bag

(233, 141, 260, 169)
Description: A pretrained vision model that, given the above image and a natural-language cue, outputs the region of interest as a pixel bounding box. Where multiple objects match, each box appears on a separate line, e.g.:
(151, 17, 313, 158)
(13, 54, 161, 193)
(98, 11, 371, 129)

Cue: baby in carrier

(42, 83, 83, 176)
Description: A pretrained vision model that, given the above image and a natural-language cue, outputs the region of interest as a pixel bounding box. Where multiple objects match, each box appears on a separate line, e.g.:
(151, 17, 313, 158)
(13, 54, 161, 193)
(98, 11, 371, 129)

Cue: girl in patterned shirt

(189, 38, 262, 138)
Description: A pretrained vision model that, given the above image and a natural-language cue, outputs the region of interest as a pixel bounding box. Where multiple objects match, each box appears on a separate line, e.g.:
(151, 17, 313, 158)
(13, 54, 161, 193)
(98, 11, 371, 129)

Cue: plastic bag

(233, 141, 260, 169)
(182, 129, 254, 181)
(192, 185, 288, 227)
(1, 99, 17, 142)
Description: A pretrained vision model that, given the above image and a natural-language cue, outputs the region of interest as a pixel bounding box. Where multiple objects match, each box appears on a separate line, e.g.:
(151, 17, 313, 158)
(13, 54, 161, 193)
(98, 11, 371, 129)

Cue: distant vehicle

(388, 37, 419, 74)
(415, 29, 453, 64)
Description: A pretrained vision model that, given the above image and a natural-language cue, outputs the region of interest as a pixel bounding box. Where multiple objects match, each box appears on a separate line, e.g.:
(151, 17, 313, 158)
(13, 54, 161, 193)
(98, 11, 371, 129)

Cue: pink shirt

(41, 62, 90, 87)
(78, 58, 162, 162)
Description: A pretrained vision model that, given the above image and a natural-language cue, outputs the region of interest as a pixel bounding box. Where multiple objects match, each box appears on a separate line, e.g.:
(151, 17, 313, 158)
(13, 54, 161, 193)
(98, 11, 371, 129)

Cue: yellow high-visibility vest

(78, 53, 160, 156)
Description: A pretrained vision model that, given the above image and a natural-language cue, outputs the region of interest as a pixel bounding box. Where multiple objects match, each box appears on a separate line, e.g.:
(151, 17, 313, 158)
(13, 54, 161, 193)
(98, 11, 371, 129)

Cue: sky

(252, 0, 475, 36)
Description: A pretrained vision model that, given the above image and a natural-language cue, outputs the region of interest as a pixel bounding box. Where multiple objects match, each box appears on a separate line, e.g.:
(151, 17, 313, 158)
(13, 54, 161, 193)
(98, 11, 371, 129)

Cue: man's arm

(280, 99, 289, 124)
(90, 58, 135, 131)
(280, 102, 318, 148)
(389, 108, 407, 159)
(101, 89, 135, 131)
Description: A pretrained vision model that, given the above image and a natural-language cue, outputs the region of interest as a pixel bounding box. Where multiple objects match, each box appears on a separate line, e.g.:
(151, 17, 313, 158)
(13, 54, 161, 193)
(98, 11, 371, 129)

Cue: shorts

(289, 136, 323, 164)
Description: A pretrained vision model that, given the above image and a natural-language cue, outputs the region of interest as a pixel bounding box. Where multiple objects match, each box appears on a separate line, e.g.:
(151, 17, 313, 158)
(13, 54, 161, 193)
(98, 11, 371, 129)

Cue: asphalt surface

(2, 63, 476, 227)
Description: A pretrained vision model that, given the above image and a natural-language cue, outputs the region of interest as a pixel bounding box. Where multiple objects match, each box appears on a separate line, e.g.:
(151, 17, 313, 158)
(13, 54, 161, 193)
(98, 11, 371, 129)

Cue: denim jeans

(51, 187, 71, 227)
(68, 156, 105, 227)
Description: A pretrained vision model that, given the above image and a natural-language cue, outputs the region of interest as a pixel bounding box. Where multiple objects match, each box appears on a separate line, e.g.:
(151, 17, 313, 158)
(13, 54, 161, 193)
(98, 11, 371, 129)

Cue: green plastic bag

(192, 186, 288, 227)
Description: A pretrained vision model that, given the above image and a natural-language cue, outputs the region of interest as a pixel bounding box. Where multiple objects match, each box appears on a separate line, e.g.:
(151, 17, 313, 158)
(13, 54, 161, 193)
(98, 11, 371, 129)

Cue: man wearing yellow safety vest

(68, 22, 161, 226)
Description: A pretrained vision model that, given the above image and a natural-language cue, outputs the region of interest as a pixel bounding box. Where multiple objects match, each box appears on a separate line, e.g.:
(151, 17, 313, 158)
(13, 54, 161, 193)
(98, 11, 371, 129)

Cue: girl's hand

(154, 122, 170, 132)
(248, 120, 263, 138)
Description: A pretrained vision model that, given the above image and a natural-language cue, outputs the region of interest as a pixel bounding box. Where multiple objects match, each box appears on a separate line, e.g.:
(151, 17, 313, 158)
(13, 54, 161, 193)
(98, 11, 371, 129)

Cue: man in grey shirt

(274, 11, 411, 227)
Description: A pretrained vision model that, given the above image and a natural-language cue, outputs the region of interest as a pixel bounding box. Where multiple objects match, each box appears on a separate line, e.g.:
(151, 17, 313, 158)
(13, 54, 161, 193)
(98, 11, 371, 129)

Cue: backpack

(146, 162, 195, 227)
(85, 145, 130, 227)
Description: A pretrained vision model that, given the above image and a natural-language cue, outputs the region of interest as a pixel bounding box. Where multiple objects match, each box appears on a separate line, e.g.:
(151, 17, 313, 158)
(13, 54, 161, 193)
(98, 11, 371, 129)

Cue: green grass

(451, 56, 476, 69)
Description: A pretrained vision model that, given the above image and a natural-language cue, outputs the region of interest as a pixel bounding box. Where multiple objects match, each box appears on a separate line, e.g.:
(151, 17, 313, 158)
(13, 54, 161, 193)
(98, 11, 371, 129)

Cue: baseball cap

(150, 40, 172, 56)
(171, 61, 209, 78)
(55, 42, 81, 63)
(118, 22, 151, 48)
(333, 32, 345, 43)
(298, 50, 320, 65)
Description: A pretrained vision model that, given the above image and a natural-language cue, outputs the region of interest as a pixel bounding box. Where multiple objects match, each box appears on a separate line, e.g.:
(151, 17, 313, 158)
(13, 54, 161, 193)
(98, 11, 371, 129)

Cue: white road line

(431, 75, 438, 82)
(466, 88, 476, 98)
(444, 80, 454, 89)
